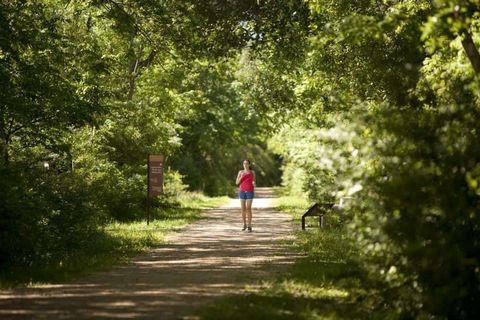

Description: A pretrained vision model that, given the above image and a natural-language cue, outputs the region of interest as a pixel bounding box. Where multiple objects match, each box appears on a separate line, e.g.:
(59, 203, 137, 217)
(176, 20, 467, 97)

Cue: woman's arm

(252, 170, 256, 187)
(236, 170, 243, 185)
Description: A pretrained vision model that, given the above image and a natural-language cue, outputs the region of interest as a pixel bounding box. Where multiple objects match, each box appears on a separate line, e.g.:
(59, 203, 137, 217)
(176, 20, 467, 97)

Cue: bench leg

(302, 216, 306, 230)
(320, 215, 324, 228)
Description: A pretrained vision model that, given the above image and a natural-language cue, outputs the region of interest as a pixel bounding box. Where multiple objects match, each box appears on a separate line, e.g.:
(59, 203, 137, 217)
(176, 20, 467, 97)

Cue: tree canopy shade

(0, 0, 284, 273)
(269, 1, 480, 319)
(0, 1, 108, 164)
(2, 1, 480, 319)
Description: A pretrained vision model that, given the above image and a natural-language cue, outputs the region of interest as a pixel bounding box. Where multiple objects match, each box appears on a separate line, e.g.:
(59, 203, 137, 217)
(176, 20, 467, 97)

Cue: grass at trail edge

(197, 195, 389, 320)
(0, 193, 228, 288)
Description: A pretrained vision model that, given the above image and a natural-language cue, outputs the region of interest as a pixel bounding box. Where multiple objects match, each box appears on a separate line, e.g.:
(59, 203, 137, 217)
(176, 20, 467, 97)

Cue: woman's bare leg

(240, 200, 247, 226)
(246, 199, 253, 227)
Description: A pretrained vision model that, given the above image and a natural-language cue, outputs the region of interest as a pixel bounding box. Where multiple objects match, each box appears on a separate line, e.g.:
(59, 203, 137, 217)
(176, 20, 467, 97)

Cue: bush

(351, 102, 480, 319)
(89, 166, 187, 221)
(0, 166, 105, 270)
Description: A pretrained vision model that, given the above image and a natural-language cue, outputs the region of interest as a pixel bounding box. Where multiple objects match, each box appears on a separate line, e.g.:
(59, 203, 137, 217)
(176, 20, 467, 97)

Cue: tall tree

(0, 1, 107, 166)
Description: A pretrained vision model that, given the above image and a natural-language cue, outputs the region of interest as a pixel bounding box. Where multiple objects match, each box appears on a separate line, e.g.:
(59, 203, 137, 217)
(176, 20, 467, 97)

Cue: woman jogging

(236, 159, 256, 232)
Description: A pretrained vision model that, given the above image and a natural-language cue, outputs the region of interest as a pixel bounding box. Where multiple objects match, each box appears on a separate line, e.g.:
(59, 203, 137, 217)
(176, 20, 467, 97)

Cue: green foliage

(198, 195, 380, 320)
(0, 0, 108, 164)
(262, 1, 479, 319)
(268, 1, 480, 318)
(269, 118, 360, 203)
(0, 166, 105, 270)
(351, 66, 480, 318)
(2, 0, 287, 279)
(1, 193, 226, 287)
(3, 1, 479, 318)
(167, 57, 281, 195)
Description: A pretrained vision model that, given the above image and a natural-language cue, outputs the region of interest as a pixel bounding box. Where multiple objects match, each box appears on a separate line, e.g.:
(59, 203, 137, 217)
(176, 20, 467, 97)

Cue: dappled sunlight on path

(0, 188, 298, 319)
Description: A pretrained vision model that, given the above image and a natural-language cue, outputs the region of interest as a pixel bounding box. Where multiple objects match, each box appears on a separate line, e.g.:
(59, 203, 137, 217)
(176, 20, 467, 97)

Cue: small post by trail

(147, 154, 164, 225)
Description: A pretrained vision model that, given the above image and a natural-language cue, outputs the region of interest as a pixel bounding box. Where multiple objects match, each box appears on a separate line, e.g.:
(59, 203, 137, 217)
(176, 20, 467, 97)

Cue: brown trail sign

(147, 154, 164, 224)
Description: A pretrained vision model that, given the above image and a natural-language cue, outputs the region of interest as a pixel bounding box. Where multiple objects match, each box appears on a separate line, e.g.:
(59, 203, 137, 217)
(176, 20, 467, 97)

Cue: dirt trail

(0, 188, 298, 319)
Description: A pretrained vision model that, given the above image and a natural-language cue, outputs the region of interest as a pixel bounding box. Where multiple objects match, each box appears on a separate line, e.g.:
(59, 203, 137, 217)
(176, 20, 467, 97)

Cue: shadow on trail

(0, 189, 299, 320)
(198, 254, 371, 320)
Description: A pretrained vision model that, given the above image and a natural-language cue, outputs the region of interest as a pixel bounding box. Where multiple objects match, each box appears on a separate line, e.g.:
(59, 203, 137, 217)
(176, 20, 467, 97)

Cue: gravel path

(0, 188, 298, 319)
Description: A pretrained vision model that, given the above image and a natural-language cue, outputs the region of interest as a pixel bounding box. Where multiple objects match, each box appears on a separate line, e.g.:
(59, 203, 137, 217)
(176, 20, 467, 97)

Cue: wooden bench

(301, 202, 334, 230)
(301, 197, 353, 230)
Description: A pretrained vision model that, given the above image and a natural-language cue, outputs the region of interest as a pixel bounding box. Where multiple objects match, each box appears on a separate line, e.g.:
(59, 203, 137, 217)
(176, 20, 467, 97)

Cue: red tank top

(239, 171, 254, 192)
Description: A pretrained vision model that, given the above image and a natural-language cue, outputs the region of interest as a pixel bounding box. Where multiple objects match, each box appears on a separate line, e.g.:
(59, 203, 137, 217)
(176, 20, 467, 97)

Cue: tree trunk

(460, 29, 480, 75)
(127, 50, 157, 100)
(3, 137, 9, 165)
(128, 73, 136, 100)
(128, 58, 139, 100)
(453, 6, 480, 75)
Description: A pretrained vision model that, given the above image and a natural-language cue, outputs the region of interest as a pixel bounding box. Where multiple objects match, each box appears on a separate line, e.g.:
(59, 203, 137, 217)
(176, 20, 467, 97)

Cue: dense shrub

(0, 166, 105, 269)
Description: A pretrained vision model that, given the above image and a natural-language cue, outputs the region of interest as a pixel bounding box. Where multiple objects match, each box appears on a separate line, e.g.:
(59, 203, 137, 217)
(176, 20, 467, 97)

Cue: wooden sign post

(147, 154, 164, 225)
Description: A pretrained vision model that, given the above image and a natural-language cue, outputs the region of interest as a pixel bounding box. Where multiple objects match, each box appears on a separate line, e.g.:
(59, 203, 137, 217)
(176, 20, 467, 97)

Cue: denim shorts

(238, 191, 254, 200)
